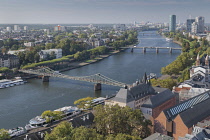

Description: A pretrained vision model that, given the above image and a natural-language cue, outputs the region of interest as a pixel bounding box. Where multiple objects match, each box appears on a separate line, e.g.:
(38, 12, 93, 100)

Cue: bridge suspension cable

(19, 67, 126, 87)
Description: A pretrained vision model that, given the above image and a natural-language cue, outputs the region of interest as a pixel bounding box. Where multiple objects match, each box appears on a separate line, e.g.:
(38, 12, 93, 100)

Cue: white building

(24, 26, 28, 31)
(6, 27, 12, 32)
(14, 25, 20, 31)
(8, 49, 26, 55)
(39, 49, 62, 60)
(191, 22, 198, 34)
(24, 42, 35, 47)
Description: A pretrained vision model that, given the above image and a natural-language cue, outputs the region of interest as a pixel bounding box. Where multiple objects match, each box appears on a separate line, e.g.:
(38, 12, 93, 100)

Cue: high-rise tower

(169, 15, 176, 32)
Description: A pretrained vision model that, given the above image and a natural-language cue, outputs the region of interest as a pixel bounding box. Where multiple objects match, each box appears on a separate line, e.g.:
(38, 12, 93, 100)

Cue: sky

(0, 0, 210, 24)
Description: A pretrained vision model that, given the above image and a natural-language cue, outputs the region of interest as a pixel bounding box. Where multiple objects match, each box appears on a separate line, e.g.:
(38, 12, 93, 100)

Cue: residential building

(8, 49, 26, 55)
(39, 49, 62, 60)
(24, 26, 28, 31)
(0, 54, 19, 68)
(169, 15, 176, 32)
(186, 19, 195, 32)
(6, 27, 12, 32)
(54, 25, 66, 32)
(113, 24, 126, 31)
(24, 42, 35, 47)
(155, 90, 210, 140)
(14, 25, 20, 31)
(207, 34, 210, 42)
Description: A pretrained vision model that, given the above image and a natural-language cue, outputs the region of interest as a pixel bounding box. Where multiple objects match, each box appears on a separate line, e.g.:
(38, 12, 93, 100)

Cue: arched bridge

(19, 67, 126, 90)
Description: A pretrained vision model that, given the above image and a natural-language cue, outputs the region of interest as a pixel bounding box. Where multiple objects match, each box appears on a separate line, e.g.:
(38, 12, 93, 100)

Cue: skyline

(1, 0, 210, 24)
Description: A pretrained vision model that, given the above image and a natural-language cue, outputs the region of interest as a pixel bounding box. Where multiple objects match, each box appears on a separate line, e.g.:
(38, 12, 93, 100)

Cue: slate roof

(141, 88, 175, 109)
(70, 112, 94, 128)
(163, 90, 210, 128)
(111, 82, 156, 103)
(144, 133, 173, 140)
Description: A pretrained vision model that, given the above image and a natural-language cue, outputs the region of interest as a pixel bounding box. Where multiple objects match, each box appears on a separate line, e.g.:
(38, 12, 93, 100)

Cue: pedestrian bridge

(19, 67, 126, 90)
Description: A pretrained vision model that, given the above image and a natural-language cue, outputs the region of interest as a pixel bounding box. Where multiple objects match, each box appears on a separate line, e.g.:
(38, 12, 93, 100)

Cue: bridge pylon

(42, 76, 50, 82)
(94, 83, 102, 91)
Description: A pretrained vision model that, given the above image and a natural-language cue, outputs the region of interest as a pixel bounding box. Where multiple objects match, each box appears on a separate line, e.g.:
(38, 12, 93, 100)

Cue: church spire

(205, 54, 209, 66)
(142, 72, 148, 84)
(196, 53, 200, 66)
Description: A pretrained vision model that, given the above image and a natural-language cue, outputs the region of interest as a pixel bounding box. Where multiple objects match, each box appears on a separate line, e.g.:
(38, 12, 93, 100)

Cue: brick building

(141, 87, 176, 119)
(155, 90, 210, 140)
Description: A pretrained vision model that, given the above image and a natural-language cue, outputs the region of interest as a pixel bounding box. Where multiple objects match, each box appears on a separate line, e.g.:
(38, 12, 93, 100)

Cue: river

(0, 31, 181, 129)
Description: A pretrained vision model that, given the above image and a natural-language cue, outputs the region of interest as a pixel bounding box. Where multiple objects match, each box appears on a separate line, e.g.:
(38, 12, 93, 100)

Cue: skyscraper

(195, 16, 205, 33)
(169, 15, 176, 32)
(186, 19, 195, 32)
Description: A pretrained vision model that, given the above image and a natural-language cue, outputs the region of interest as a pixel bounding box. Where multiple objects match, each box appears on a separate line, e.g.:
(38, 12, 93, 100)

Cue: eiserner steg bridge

(120, 46, 182, 53)
(19, 67, 127, 91)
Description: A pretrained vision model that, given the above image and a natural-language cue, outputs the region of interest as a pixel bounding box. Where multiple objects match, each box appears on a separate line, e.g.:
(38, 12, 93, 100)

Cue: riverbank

(58, 49, 123, 72)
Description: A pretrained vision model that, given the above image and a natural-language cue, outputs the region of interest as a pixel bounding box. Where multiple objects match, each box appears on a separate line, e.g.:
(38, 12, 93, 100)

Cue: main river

(0, 31, 181, 129)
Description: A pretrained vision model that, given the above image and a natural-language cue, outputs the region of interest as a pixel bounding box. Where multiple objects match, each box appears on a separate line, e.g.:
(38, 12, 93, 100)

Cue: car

(134, 46, 136, 47)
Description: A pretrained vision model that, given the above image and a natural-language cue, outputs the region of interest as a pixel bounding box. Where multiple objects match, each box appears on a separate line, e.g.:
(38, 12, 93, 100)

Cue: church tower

(196, 53, 200, 66)
(205, 55, 209, 66)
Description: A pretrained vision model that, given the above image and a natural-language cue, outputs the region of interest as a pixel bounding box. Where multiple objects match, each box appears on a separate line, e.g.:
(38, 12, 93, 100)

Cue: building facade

(0, 54, 19, 68)
(195, 16, 205, 33)
(39, 49, 62, 60)
(186, 19, 195, 32)
(155, 90, 210, 140)
(169, 15, 176, 32)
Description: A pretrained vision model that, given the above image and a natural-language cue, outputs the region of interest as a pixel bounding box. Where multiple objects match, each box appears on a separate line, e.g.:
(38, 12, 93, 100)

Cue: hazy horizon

(1, 0, 210, 24)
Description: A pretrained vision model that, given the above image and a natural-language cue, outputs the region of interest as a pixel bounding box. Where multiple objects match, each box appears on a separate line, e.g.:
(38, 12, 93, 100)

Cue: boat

(54, 106, 81, 118)
(0, 79, 26, 89)
(147, 73, 157, 80)
(166, 38, 172, 42)
(8, 127, 25, 137)
(25, 116, 47, 131)
(92, 97, 106, 105)
(25, 106, 81, 131)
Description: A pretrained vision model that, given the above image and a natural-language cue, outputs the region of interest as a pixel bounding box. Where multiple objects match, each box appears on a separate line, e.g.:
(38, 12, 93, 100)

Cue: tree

(150, 78, 177, 90)
(72, 126, 104, 140)
(44, 121, 73, 140)
(41, 110, 63, 123)
(93, 104, 151, 138)
(74, 97, 95, 109)
(0, 129, 10, 140)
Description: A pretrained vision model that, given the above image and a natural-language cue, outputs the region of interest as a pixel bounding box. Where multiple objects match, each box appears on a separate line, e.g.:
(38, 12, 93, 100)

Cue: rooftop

(164, 90, 210, 128)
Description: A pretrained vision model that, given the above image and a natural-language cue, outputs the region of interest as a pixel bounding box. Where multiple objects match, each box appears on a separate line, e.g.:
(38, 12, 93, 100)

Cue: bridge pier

(94, 83, 101, 91)
(156, 48, 159, 54)
(42, 76, 50, 82)
(131, 48, 133, 53)
(169, 47, 172, 54)
(143, 47, 146, 53)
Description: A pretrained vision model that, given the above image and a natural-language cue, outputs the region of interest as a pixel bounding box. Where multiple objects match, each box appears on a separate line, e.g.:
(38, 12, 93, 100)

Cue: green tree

(44, 121, 73, 140)
(93, 105, 151, 138)
(150, 77, 177, 90)
(72, 126, 104, 140)
(0, 129, 10, 140)
(74, 97, 95, 109)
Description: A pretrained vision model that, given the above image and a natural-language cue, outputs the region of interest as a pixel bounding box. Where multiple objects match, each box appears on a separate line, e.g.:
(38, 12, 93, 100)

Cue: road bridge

(19, 67, 127, 91)
(121, 46, 182, 53)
